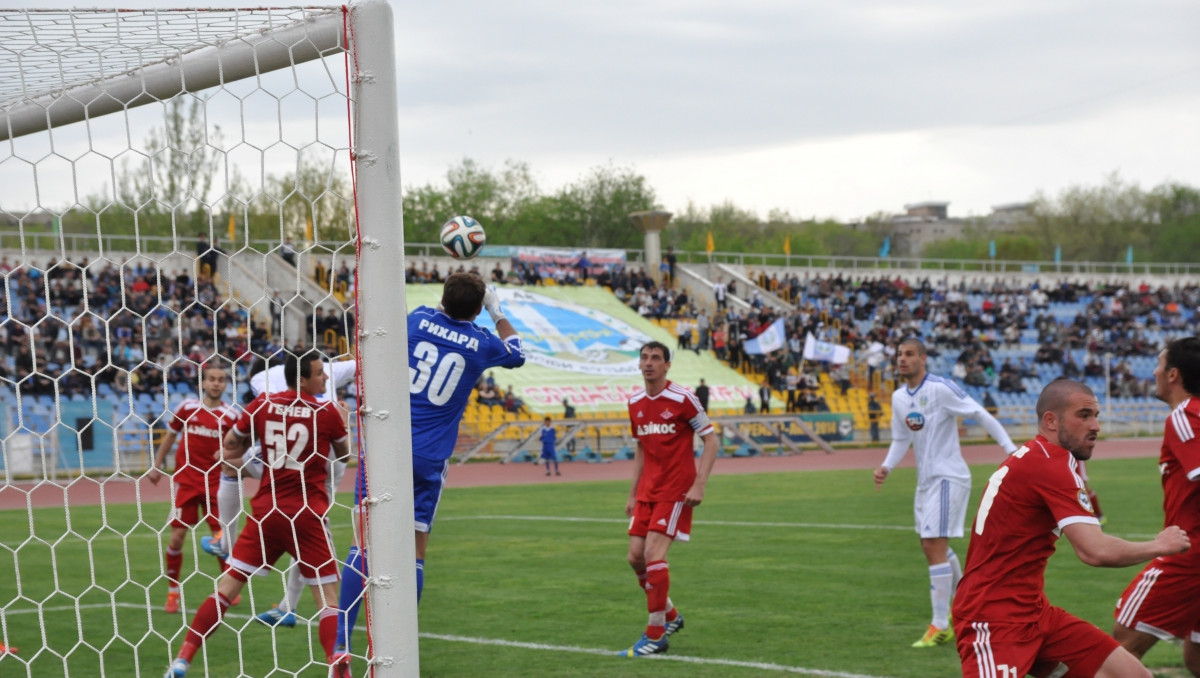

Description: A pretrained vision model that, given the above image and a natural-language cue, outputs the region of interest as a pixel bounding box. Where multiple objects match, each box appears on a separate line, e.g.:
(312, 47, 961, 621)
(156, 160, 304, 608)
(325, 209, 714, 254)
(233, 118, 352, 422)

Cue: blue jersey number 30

(410, 340, 467, 406)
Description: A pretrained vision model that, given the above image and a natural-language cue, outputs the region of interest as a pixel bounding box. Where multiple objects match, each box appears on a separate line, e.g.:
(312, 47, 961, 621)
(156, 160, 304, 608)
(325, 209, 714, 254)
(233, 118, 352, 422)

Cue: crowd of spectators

(0, 250, 284, 400)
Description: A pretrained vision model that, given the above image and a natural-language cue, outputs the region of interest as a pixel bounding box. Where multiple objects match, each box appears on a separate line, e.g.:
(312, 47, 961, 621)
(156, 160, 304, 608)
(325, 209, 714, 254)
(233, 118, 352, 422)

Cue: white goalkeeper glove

(483, 285, 506, 323)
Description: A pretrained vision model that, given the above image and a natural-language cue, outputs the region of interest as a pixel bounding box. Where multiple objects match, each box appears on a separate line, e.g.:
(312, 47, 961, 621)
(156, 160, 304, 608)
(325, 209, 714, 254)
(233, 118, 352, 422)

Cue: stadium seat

(613, 445, 635, 460)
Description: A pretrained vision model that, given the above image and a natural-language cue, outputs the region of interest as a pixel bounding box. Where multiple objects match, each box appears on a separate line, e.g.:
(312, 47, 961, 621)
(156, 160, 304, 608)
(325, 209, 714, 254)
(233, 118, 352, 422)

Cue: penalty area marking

(439, 514, 914, 531)
(421, 632, 895, 678)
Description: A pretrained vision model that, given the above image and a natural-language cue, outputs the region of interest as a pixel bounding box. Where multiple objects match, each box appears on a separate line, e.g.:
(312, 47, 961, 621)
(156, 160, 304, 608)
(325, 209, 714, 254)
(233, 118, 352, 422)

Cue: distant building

(851, 200, 1034, 257)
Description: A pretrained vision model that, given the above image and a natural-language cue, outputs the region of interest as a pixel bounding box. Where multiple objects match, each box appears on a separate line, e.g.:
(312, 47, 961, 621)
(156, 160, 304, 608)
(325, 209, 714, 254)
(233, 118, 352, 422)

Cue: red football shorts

(1115, 556, 1200, 641)
(227, 509, 340, 584)
(628, 500, 692, 542)
(956, 605, 1119, 678)
(168, 482, 220, 531)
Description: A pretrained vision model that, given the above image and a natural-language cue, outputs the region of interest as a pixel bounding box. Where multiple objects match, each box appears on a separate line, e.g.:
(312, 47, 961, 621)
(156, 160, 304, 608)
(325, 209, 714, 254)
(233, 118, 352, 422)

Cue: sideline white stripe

(8, 603, 894, 678)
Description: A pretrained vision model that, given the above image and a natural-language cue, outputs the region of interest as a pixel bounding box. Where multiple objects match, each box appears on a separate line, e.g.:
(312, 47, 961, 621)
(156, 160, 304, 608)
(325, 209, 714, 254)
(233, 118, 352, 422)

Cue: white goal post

(0, 2, 416, 676)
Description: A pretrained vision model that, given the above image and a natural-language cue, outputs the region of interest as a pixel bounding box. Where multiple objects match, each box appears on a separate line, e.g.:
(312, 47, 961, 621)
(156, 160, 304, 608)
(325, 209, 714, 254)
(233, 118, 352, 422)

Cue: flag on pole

(803, 332, 851, 364)
(988, 239, 996, 259)
(743, 317, 787, 355)
(227, 213, 236, 243)
(705, 230, 715, 254)
(783, 235, 791, 255)
(1126, 245, 1133, 265)
(1054, 244, 1061, 263)
(305, 217, 314, 244)
(878, 237, 890, 258)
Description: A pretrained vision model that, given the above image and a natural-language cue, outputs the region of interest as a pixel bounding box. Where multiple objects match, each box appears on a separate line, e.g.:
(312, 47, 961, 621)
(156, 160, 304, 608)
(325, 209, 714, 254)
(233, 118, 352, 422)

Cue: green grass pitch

(0, 457, 1189, 677)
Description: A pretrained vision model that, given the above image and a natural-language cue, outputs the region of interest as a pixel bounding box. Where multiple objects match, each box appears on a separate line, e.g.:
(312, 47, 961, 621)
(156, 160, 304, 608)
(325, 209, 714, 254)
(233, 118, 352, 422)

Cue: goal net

(0, 3, 416, 676)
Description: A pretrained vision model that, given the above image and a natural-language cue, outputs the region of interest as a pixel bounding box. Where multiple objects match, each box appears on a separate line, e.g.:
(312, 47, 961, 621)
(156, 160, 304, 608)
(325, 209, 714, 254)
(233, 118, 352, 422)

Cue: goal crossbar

(0, 7, 345, 141)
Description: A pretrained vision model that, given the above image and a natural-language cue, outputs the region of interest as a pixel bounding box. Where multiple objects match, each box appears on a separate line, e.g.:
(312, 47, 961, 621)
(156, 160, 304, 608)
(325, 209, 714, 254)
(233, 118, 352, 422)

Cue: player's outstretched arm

(684, 431, 720, 507)
(975, 406, 1018, 454)
(1062, 522, 1190, 568)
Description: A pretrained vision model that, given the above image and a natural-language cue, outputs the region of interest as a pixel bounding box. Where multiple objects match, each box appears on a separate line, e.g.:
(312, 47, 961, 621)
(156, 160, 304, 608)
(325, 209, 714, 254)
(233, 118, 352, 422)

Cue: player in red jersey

(148, 364, 237, 614)
(953, 378, 1189, 678)
(617, 341, 719, 658)
(164, 351, 350, 678)
(1113, 337, 1200, 674)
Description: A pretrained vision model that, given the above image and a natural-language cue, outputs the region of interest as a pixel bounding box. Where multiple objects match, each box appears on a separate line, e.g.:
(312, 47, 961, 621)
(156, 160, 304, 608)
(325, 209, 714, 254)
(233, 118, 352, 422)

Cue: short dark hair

(441, 271, 486, 320)
(284, 349, 322, 390)
(898, 337, 926, 356)
(640, 341, 671, 362)
(1036, 378, 1095, 421)
(1164, 337, 1200, 396)
(200, 362, 226, 380)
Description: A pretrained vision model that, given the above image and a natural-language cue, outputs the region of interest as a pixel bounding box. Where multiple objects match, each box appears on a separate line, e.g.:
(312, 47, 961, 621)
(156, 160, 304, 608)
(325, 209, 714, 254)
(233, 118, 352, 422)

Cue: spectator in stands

(502, 385, 528, 414)
(1062, 354, 1082, 379)
(554, 397, 576, 452)
(477, 382, 501, 407)
(280, 237, 296, 266)
(744, 394, 757, 414)
(982, 390, 999, 415)
(867, 393, 882, 442)
(713, 276, 728, 311)
(577, 251, 591, 283)
(676, 317, 693, 353)
(832, 363, 851, 396)
(664, 247, 676, 288)
(758, 379, 772, 414)
(695, 379, 710, 413)
(712, 324, 727, 361)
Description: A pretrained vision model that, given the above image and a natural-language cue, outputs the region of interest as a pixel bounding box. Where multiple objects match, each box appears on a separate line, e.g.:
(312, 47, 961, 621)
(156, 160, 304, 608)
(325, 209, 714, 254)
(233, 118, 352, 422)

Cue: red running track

(1, 438, 1161, 511)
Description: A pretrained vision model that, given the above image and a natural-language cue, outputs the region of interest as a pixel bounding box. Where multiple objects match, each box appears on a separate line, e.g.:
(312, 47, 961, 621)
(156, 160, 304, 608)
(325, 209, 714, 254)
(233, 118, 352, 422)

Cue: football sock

(318, 607, 339, 660)
(947, 548, 963, 593)
(216, 475, 242, 549)
(165, 547, 183, 589)
(416, 558, 424, 602)
(665, 597, 678, 622)
(929, 563, 953, 629)
(281, 563, 305, 613)
(336, 546, 366, 650)
(644, 560, 669, 638)
(179, 592, 232, 662)
(635, 567, 648, 590)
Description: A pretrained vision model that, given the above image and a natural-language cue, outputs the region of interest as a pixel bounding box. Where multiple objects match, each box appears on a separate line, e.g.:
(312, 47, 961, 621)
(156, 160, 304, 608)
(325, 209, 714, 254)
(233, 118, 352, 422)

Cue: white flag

(743, 318, 787, 355)
(803, 332, 851, 364)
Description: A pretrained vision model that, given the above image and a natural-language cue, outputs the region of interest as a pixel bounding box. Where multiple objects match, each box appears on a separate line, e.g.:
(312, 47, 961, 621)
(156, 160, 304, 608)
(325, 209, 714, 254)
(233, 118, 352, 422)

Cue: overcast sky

(390, 0, 1200, 221)
(7, 1, 1200, 223)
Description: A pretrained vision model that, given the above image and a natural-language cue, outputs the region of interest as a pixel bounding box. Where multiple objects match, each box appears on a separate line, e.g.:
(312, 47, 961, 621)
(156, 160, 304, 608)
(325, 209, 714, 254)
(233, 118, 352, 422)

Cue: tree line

(29, 99, 1200, 263)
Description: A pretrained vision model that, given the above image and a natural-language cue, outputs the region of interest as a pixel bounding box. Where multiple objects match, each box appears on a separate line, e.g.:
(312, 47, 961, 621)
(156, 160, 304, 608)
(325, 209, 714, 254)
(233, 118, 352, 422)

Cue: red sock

(644, 560, 669, 639)
(165, 547, 183, 589)
(179, 593, 231, 662)
(318, 608, 340, 659)
(635, 568, 648, 590)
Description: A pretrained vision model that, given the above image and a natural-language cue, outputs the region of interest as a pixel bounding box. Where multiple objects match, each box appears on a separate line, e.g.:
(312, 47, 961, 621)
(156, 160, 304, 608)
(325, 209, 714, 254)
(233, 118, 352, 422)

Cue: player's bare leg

(1183, 636, 1200, 676)
(1094, 645, 1153, 678)
(1112, 621, 1158, 659)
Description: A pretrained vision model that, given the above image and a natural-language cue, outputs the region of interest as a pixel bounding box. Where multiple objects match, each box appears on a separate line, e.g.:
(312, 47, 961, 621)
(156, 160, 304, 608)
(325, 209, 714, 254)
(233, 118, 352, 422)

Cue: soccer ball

(439, 215, 486, 259)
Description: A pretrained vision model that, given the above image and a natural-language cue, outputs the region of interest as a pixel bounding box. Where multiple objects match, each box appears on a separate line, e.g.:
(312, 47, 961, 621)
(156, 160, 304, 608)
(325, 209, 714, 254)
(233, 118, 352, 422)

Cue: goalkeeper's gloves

(483, 285, 506, 323)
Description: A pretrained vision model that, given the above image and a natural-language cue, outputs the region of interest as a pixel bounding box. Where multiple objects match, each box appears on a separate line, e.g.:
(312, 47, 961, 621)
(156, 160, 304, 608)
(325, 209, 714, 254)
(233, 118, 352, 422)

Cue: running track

(1, 438, 1161, 510)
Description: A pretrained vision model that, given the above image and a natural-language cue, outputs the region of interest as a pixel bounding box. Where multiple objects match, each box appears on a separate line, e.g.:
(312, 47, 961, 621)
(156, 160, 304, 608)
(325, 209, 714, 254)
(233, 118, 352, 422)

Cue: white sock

(216, 474, 243, 551)
(281, 565, 305, 613)
(929, 563, 953, 629)
(947, 548, 963, 593)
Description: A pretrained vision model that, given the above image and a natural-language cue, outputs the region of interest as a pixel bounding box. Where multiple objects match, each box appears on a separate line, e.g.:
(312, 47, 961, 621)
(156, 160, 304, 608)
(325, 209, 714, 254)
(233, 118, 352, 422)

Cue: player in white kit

(873, 337, 1017, 648)
(202, 355, 357, 627)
